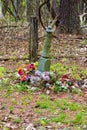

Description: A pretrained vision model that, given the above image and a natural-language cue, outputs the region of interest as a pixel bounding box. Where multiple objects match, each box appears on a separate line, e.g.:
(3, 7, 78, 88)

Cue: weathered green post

(38, 26, 53, 72)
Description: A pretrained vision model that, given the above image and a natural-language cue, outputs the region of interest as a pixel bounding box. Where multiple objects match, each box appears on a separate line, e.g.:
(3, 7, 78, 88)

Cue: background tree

(26, 0, 36, 22)
(2, 0, 9, 15)
(79, 0, 84, 14)
(14, 0, 25, 21)
(56, 0, 80, 34)
(0, 0, 3, 19)
(83, 0, 87, 23)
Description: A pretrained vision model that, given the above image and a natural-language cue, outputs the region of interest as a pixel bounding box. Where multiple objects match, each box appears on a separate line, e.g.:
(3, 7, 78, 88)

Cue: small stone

(45, 83, 51, 88)
(38, 126, 46, 130)
(46, 90, 50, 94)
(5, 123, 17, 129)
(71, 86, 75, 89)
(84, 79, 87, 85)
(5, 123, 11, 127)
(26, 123, 36, 130)
(11, 125, 18, 129)
(82, 84, 87, 88)
(83, 125, 87, 129)
(57, 122, 62, 126)
(31, 87, 37, 91)
(46, 126, 52, 129)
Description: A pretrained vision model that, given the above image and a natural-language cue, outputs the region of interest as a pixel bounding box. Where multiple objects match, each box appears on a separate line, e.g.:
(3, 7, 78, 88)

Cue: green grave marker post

(38, 26, 53, 72)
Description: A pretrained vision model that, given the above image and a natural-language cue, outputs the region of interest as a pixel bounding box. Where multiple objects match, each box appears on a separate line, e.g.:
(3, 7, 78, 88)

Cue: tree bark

(79, 0, 84, 14)
(26, 0, 36, 22)
(36, 0, 40, 22)
(2, 0, 9, 15)
(0, 1, 3, 18)
(29, 16, 38, 62)
(84, 2, 87, 23)
(56, 0, 80, 34)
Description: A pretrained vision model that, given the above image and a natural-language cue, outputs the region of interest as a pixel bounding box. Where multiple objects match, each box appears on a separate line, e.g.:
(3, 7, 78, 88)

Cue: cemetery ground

(0, 24, 87, 130)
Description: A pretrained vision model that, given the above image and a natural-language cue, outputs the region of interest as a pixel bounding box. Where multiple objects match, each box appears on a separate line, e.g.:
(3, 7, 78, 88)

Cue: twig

(0, 25, 18, 29)
(51, 14, 59, 27)
(0, 58, 29, 61)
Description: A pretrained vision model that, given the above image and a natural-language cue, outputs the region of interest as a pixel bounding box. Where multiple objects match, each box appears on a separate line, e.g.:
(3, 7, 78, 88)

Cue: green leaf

(0, 67, 6, 77)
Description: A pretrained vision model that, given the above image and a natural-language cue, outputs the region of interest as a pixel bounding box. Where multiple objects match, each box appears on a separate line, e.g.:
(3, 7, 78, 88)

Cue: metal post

(38, 26, 53, 72)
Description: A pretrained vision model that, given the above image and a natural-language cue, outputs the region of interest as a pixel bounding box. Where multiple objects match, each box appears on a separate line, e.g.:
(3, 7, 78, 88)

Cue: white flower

(24, 68, 27, 71)
(16, 73, 20, 78)
(34, 70, 41, 77)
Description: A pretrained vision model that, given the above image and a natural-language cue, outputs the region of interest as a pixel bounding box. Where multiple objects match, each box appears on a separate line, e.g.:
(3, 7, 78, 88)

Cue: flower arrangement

(17, 63, 55, 88)
(16, 63, 84, 92)
(17, 63, 35, 82)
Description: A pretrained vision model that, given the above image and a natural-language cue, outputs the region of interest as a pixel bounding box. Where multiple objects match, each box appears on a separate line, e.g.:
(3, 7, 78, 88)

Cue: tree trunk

(0, 1, 3, 19)
(79, 0, 84, 14)
(84, 2, 87, 23)
(29, 16, 38, 62)
(26, 0, 36, 22)
(36, 0, 40, 23)
(56, 0, 80, 34)
(14, 0, 18, 21)
(2, 0, 9, 15)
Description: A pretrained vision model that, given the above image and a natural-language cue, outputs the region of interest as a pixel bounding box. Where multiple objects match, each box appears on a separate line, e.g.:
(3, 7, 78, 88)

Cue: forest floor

(0, 23, 87, 70)
(0, 23, 87, 130)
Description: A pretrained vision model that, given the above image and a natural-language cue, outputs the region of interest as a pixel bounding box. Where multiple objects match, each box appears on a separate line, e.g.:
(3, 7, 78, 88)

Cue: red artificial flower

(26, 63, 35, 71)
(71, 78, 76, 83)
(61, 74, 69, 82)
(20, 74, 27, 81)
(18, 69, 24, 75)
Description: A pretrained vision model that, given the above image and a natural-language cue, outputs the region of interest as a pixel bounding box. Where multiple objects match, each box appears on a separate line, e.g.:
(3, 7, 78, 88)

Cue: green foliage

(51, 63, 68, 77)
(0, 67, 6, 77)
(82, 39, 87, 45)
(36, 100, 52, 109)
(51, 63, 86, 80)
(13, 117, 21, 123)
(55, 99, 82, 111)
(82, 69, 87, 76)
(16, 82, 28, 92)
(34, 61, 38, 69)
(3, 128, 9, 130)
(54, 81, 67, 93)
(11, 99, 17, 105)
(72, 112, 83, 124)
(40, 119, 49, 126)
(72, 88, 82, 95)
(9, 106, 14, 112)
(5, 86, 13, 97)
(40, 94, 50, 100)
(51, 113, 66, 123)
(69, 103, 82, 111)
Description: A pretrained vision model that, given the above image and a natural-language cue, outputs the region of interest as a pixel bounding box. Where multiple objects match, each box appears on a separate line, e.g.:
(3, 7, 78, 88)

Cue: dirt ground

(0, 24, 87, 130)
(0, 24, 87, 70)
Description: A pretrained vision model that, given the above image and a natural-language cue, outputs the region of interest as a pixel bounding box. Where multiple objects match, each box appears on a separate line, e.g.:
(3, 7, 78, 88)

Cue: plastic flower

(61, 74, 69, 82)
(17, 67, 24, 75)
(26, 63, 35, 71)
(20, 74, 27, 81)
(18, 69, 24, 75)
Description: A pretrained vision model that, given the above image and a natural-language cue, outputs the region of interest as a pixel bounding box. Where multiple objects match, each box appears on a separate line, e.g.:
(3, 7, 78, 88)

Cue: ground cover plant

(0, 61, 87, 130)
(0, 24, 87, 130)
